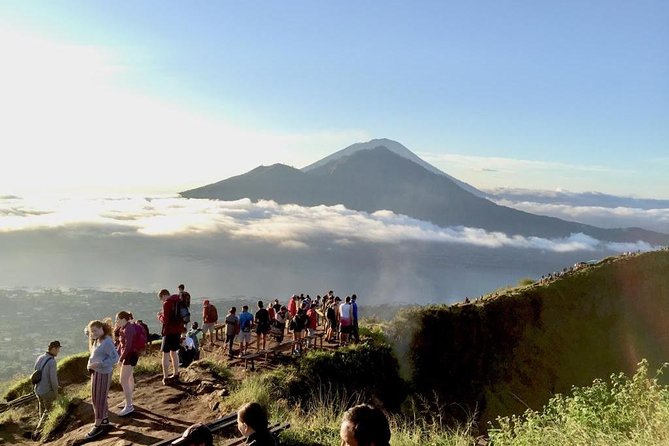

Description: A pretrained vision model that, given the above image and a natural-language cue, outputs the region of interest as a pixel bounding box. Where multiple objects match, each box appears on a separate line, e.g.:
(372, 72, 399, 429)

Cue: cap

(49, 340, 61, 349)
(171, 424, 213, 446)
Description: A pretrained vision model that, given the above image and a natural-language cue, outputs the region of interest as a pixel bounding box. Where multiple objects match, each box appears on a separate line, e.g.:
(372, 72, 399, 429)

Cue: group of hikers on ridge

(31, 284, 364, 443)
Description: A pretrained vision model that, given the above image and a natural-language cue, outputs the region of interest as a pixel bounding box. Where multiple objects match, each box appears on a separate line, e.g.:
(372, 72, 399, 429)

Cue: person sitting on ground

(237, 402, 277, 446)
(171, 423, 214, 446)
(202, 299, 219, 347)
(238, 305, 254, 357)
(255, 301, 271, 351)
(340, 404, 391, 446)
(32, 340, 61, 439)
(187, 322, 203, 360)
(225, 307, 240, 358)
(179, 334, 197, 368)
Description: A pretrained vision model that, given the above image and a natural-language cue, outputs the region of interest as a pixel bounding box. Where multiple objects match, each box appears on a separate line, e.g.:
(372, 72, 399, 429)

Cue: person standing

(178, 284, 191, 309)
(157, 289, 184, 385)
(202, 300, 219, 347)
(115, 311, 140, 417)
(339, 296, 353, 346)
(287, 295, 297, 318)
(33, 340, 61, 439)
(306, 303, 318, 348)
(238, 305, 254, 356)
(351, 294, 360, 344)
(85, 319, 119, 440)
(224, 307, 240, 358)
(255, 301, 270, 351)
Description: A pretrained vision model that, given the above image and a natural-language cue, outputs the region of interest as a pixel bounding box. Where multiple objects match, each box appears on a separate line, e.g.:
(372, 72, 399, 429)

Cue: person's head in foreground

(171, 423, 213, 446)
(340, 404, 391, 446)
(237, 402, 269, 437)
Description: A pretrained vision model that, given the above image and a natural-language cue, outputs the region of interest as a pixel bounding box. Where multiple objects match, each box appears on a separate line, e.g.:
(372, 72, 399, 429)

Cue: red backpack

(129, 323, 148, 354)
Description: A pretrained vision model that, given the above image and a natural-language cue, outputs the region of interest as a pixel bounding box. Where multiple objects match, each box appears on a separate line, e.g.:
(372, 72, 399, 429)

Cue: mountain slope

(405, 249, 669, 424)
(302, 138, 486, 197)
(182, 145, 669, 244)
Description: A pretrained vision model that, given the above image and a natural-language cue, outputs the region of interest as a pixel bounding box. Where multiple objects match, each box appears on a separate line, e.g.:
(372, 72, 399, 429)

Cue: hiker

(238, 305, 254, 357)
(340, 404, 391, 446)
(339, 296, 353, 346)
(306, 302, 318, 348)
(179, 334, 197, 367)
(237, 402, 277, 446)
(33, 340, 60, 438)
(202, 299, 219, 347)
(325, 297, 338, 343)
(255, 301, 271, 351)
(287, 294, 298, 318)
(272, 299, 281, 314)
(291, 307, 308, 355)
(272, 306, 289, 343)
(85, 319, 119, 440)
(136, 319, 151, 353)
(225, 307, 240, 358)
(351, 294, 360, 343)
(178, 284, 191, 309)
(115, 311, 145, 417)
(157, 289, 184, 385)
(187, 322, 203, 360)
(171, 423, 214, 446)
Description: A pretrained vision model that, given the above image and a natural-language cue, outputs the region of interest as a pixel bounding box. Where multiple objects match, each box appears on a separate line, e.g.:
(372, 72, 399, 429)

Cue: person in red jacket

(202, 299, 219, 347)
(157, 289, 183, 385)
(288, 295, 298, 318)
(115, 311, 137, 416)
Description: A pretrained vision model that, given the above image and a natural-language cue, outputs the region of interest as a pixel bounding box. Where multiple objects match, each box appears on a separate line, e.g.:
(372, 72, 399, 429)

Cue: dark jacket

(246, 430, 277, 446)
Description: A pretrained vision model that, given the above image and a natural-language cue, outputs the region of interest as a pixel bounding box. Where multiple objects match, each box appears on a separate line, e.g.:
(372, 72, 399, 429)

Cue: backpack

(206, 305, 218, 322)
(172, 298, 191, 325)
(31, 356, 54, 385)
(180, 291, 191, 308)
(129, 323, 148, 354)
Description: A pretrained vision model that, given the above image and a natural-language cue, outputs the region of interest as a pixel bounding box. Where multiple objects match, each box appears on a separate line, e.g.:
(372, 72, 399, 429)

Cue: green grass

(39, 394, 78, 441)
(134, 354, 163, 376)
(489, 360, 669, 446)
(197, 359, 233, 381)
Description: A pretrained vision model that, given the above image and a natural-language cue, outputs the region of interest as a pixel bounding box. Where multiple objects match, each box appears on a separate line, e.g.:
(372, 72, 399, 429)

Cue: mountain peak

(302, 138, 485, 197)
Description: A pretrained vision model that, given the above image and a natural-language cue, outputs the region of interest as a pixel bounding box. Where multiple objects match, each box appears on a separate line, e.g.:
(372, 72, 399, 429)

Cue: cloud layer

(485, 188, 669, 234)
(0, 195, 658, 253)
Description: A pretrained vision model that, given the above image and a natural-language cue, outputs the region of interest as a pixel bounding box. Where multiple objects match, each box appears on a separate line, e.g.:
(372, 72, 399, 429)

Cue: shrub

(488, 360, 669, 445)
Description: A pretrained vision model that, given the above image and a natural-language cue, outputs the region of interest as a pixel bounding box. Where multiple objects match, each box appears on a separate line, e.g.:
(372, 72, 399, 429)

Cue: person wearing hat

(33, 340, 61, 437)
(172, 423, 214, 446)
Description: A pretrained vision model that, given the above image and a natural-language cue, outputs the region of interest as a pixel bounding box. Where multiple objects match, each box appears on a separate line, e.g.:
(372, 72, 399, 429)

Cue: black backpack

(172, 298, 191, 325)
(31, 357, 54, 385)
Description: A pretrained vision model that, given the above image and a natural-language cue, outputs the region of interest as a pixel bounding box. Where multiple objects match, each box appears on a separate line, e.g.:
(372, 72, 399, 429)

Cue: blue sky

(0, 1, 667, 197)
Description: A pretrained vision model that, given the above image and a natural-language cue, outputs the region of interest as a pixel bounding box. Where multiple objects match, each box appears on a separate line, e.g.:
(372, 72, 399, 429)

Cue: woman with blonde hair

(85, 319, 119, 440)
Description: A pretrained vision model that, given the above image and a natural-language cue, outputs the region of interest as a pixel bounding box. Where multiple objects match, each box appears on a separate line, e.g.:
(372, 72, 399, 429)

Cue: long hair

(87, 318, 114, 351)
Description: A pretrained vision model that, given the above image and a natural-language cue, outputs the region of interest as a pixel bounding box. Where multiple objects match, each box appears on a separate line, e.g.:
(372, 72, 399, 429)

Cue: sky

(0, 1, 667, 198)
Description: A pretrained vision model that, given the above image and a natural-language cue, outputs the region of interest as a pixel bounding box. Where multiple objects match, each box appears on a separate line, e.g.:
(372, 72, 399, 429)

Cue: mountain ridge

(181, 142, 669, 245)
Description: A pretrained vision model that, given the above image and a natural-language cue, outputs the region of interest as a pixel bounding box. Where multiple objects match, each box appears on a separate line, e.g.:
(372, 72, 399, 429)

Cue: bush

(488, 360, 669, 445)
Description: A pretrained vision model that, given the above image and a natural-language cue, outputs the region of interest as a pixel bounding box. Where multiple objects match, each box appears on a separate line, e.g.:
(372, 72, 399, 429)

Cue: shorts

(202, 323, 216, 334)
(340, 325, 352, 334)
(161, 334, 181, 352)
(256, 323, 270, 335)
(239, 331, 251, 343)
(122, 352, 139, 366)
(328, 319, 337, 329)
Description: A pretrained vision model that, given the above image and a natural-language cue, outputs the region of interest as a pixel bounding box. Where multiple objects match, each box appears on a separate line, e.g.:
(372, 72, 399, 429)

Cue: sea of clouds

(0, 195, 657, 254)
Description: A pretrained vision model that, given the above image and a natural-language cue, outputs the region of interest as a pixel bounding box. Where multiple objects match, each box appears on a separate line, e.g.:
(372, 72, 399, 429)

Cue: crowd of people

(31, 283, 364, 442)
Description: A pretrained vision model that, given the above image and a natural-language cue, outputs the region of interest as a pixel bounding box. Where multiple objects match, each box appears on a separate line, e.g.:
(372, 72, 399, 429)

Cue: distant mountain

(303, 138, 486, 197)
(181, 143, 669, 245)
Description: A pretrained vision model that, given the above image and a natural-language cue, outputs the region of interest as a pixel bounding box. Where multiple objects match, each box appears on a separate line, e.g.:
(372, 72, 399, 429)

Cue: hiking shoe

(85, 425, 105, 440)
(118, 405, 134, 417)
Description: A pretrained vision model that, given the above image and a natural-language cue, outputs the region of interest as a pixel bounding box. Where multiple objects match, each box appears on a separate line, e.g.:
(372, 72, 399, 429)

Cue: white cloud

(0, 195, 658, 253)
(0, 24, 368, 196)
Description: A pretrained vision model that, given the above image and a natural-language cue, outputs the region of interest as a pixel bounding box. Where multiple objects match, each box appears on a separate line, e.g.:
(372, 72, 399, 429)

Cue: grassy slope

(408, 250, 669, 425)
